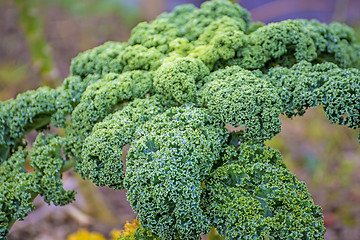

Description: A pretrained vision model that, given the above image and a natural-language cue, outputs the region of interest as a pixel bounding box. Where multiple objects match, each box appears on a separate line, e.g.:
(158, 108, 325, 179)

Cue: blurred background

(1, 0, 360, 239)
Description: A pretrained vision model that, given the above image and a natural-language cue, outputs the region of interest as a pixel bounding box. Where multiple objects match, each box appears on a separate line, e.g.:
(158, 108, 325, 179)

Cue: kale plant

(1, 0, 360, 239)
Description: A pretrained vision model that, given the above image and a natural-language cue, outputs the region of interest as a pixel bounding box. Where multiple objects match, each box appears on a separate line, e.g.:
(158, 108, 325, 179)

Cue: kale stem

(61, 158, 76, 172)
(0, 145, 10, 164)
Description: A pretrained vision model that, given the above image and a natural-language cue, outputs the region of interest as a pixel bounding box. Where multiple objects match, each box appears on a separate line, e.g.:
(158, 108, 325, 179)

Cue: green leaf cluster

(204, 144, 324, 239)
(1, 0, 360, 239)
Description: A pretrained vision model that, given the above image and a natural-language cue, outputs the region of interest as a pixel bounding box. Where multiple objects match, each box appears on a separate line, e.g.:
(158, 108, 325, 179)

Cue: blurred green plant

(38, 0, 140, 24)
(355, 24, 360, 41)
(0, 63, 27, 87)
(12, 0, 140, 87)
(14, 0, 59, 87)
(0, 63, 31, 101)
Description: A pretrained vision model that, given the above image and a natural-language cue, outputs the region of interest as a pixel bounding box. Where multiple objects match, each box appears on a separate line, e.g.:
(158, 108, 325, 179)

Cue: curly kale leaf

(200, 66, 282, 142)
(66, 70, 154, 160)
(0, 73, 98, 157)
(266, 61, 360, 129)
(0, 88, 61, 151)
(78, 96, 169, 190)
(125, 106, 228, 239)
(315, 67, 360, 129)
(70, 42, 128, 78)
(190, 16, 246, 70)
(30, 133, 75, 205)
(0, 134, 75, 239)
(223, 19, 360, 70)
(204, 143, 325, 239)
(129, 0, 250, 53)
(70, 42, 163, 79)
(0, 150, 36, 239)
(154, 57, 209, 103)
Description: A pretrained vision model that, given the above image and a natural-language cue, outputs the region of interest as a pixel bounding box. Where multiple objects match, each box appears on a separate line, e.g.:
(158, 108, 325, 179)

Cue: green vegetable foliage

(1, 0, 360, 239)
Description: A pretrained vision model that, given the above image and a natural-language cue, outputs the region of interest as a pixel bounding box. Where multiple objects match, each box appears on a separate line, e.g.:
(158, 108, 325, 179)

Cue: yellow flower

(67, 229, 106, 240)
(121, 219, 140, 236)
(110, 229, 122, 240)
